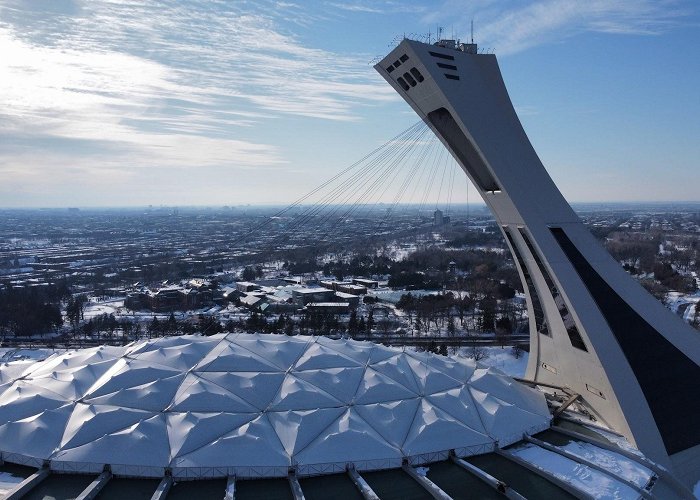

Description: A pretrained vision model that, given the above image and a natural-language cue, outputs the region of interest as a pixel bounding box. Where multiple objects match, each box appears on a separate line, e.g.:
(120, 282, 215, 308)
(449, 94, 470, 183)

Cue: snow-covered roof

(0, 334, 550, 479)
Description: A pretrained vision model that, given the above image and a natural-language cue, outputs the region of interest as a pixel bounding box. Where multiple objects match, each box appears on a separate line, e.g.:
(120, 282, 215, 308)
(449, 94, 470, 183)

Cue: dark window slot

(445, 74, 460, 80)
(429, 50, 455, 60)
(393, 60, 401, 68)
(550, 226, 700, 455)
(396, 77, 410, 91)
(437, 62, 458, 71)
(386, 66, 394, 74)
(505, 229, 550, 336)
(426, 107, 500, 192)
(409, 67, 424, 82)
(519, 228, 588, 351)
(403, 72, 417, 87)
(399, 54, 409, 62)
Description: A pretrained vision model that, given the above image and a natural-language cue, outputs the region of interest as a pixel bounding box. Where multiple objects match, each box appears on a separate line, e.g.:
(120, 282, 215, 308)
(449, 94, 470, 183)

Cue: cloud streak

(0, 0, 396, 202)
(423, 0, 693, 55)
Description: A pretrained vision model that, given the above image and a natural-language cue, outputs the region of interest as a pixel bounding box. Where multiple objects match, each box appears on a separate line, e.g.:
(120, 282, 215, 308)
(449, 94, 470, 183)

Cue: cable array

(230, 121, 473, 258)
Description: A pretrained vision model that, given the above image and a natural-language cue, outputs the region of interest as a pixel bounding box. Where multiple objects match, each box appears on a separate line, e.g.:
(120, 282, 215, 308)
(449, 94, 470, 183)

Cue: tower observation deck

(376, 37, 700, 486)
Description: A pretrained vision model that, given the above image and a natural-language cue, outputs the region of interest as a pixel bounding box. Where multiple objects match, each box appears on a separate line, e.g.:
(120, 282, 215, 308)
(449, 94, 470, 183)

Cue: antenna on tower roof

(471, 19, 474, 44)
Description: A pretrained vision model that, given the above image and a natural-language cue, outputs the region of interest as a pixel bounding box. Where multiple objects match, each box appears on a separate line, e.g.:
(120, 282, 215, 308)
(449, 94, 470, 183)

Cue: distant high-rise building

(433, 208, 444, 225)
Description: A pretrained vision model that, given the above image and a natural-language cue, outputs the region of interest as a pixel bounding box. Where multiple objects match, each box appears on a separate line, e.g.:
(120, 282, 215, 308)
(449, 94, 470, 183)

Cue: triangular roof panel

(294, 342, 363, 371)
(168, 374, 259, 413)
(173, 414, 290, 468)
(354, 367, 418, 405)
(197, 371, 286, 411)
(295, 408, 402, 465)
(269, 374, 343, 411)
(293, 366, 365, 403)
(167, 411, 257, 460)
(402, 399, 492, 456)
(268, 407, 346, 457)
(355, 398, 420, 449)
(231, 335, 312, 370)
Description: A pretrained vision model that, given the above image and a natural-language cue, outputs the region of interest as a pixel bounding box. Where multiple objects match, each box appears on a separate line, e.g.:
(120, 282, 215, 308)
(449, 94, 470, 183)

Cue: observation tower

(375, 37, 700, 485)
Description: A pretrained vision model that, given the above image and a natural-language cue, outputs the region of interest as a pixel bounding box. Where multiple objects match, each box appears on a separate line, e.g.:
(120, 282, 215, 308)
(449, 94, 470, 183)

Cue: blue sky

(1, 0, 698, 207)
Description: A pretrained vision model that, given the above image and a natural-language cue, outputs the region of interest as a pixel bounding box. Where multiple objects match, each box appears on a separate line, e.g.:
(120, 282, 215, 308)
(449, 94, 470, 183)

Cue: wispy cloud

(327, 3, 385, 14)
(0, 0, 400, 205)
(0, 0, 393, 188)
(326, 1, 427, 16)
(423, 0, 694, 55)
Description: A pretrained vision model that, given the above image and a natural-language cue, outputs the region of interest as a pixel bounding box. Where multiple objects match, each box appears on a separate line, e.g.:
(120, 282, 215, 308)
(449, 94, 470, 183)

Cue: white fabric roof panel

(0, 333, 550, 478)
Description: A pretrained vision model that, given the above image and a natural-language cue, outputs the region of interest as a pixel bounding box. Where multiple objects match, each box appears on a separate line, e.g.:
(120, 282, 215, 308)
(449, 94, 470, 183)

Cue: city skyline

(1, 0, 699, 207)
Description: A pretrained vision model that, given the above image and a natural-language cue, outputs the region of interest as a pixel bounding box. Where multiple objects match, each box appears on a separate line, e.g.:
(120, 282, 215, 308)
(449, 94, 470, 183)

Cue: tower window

(429, 51, 455, 60)
(505, 229, 550, 337)
(445, 74, 460, 80)
(386, 66, 395, 74)
(519, 228, 587, 351)
(437, 63, 458, 71)
(426, 107, 501, 192)
(399, 54, 409, 62)
(396, 77, 410, 91)
(409, 68, 424, 82)
(403, 72, 417, 87)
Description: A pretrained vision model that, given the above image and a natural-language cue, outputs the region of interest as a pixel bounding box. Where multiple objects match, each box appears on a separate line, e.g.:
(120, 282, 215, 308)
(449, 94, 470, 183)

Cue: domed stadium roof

(0, 334, 550, 478)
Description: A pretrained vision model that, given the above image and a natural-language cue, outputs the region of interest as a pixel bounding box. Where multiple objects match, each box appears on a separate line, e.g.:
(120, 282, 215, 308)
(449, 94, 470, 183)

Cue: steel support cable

(364, 144, 432, 238)
(368, 132, 436, 216)
(292, 124, 427, 229)
(303, 125, 432, 250)
(227, 121, 424, 249)
(370, 136, 439, 237)
(418, 143, 447, 215)
(385, 138, 438, 215)
(466, 174, 470, 231)
(283, 122, 427, 228)
(397, 136, 442, 216)
(273, 122, 428, 245)
(260, 123, 430, 253)
(249, 124, 427, 256)
(434, 151, 449, 209)
(417, 142, 448, 216)
(445, 159, 458, 215)
(326, 125, 431, 229)
(304, 123, 430, 233)
(269, 122, 426, 239)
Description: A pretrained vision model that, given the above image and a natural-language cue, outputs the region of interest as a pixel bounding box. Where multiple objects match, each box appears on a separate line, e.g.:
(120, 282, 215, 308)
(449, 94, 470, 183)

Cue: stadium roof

(0, 333, 550, 478)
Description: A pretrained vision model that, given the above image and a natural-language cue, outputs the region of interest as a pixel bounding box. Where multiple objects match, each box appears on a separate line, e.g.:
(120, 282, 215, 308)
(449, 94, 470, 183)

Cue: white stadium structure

(0, 334, 550, 478)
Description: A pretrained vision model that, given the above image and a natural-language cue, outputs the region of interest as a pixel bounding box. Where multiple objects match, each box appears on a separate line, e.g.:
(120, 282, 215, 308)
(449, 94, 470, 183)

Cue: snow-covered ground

(0, 470, 27, 496)
(667, 289, 700, 324)
(457, 346, 528, 378)
(0, 348, 61, 363)
(509, 442, 642, 499)
(82, 298, 125, 320)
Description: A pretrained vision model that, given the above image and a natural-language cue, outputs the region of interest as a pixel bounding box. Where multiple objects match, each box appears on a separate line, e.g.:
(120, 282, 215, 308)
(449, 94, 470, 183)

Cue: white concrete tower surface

(375, 38, 700, 486)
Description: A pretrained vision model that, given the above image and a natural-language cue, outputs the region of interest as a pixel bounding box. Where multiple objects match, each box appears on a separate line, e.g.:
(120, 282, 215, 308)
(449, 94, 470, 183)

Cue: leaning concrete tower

(376, 38, 700, 485)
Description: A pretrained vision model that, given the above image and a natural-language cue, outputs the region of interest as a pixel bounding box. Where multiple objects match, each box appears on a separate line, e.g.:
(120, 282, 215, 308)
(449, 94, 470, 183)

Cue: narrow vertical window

(409, 67, 424, 82)
(505, 228, 549, 336)
(519, 228, 588, 351)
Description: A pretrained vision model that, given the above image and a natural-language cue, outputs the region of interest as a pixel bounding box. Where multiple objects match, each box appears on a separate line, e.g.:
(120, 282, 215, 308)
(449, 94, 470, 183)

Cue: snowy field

(457, 346, 528, 378)
(0, 469, 26, 497)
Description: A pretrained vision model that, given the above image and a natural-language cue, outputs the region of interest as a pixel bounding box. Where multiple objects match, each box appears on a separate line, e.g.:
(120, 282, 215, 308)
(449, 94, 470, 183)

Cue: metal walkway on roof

(0, 419, 693, 500)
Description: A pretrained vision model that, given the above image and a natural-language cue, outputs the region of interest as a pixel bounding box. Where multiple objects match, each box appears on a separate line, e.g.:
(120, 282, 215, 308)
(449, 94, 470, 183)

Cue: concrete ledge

(5, 467, 51, 500)
(76, 470, 112, 500)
